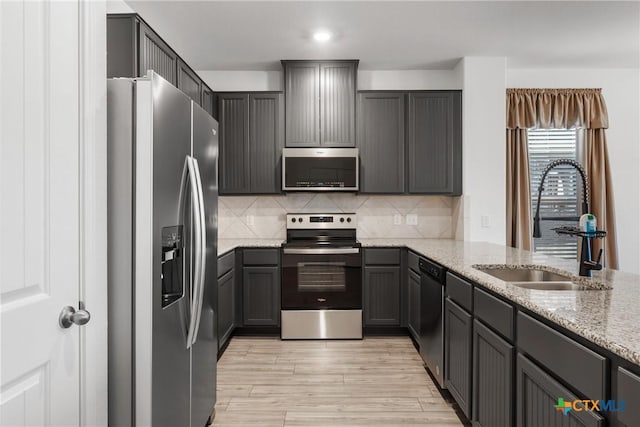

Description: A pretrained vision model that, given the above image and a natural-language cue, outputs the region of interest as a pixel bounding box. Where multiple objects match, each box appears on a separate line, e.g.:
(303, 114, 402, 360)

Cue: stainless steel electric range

(281, 213, 362, 339)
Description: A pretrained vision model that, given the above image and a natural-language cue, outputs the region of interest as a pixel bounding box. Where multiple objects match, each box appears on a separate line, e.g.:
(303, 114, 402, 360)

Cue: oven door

(282, 248, 362, 310)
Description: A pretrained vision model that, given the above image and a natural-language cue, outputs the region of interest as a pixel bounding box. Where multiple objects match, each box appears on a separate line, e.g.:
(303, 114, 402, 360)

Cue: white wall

(198, 69, 461, 92)
(106, 0, 133, 13)
(458, 57, 507, 245)
(198, 70, 282, 92)
(507, 68, 640, 273)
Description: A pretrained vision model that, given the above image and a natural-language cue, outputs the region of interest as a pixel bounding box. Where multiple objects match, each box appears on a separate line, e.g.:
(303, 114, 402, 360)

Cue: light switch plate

(246, 215, 255, 226)
(406, 214, 418, 226)
(481, 215, 490, 228)
(393, 214, 403, 225)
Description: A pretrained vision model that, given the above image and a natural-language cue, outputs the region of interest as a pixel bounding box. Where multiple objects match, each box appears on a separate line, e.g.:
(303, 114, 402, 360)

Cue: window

(528, 129, 580, 259)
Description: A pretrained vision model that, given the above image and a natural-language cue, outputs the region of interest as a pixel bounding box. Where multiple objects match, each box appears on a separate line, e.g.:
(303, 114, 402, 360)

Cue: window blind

(528, 129, 579, 259)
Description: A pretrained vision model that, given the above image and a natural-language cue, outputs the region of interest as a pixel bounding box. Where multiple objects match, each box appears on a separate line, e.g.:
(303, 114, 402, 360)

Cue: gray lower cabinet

(357, 92, 405, 193)
(283, 60, 357, 147)
(616, 367, 640, 426)
(407, 269, 420, 341)
(217, 270, 235, 350)
(444, 297, 472, 418)
(242, 266, 280, 326)
(218, 92, 283, 195)
(516, 353, 604, 427)
(363, 266, 401, 326)
(472, 319, 514, 427)
(407, 91, 462, 195)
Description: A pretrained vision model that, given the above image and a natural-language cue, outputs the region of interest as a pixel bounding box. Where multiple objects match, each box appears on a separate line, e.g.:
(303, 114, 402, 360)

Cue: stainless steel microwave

(282, 148, 359, 191)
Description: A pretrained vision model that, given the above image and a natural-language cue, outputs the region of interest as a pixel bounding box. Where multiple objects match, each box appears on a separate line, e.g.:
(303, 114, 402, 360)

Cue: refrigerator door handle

(190, 157, 207, 346)
(184, 155, 203, 349)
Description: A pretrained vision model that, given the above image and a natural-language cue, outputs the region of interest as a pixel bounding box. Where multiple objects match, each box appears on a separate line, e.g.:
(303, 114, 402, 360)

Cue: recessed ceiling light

(313, 31, 332, 42)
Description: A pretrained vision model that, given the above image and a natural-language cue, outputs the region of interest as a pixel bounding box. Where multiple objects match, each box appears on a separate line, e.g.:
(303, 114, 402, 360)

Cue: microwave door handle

(189, 157, 207, 346)
(185, 156, 202, 349)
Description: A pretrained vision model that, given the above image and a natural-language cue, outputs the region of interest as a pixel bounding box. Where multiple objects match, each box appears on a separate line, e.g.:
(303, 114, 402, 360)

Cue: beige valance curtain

(506, 88, 618, 269)
(506, 88, 609, 130)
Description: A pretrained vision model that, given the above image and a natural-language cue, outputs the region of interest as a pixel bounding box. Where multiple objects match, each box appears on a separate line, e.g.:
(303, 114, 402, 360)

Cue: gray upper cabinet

(138, 20, 177, 85)
(320, 62, 356, 146)
(358, 92, 405, 193)
(249, 93, 284, 193)
(408, 91, 462, 195)
(219, 93, 250, 194)
(177, 58, 202, 106)
(283, 60, 357, 147)
(284, 62, 319, 146)
(107, 14, 215, 117)
(201, 86, 216, 118)
(218, 92, 283, 195)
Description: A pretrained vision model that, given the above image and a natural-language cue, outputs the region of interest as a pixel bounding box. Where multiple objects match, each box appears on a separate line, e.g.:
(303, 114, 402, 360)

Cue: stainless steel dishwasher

(419, 257, 447, 388)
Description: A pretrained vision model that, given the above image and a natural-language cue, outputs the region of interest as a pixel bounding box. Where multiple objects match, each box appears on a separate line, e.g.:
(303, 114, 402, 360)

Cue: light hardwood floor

(212, 336, 465, 427)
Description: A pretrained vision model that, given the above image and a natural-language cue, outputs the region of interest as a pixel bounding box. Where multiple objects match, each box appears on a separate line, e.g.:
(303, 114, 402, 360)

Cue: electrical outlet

(246, 215, 255, 226)
(406, 214, 418, 226)
(481, 215, 490, 228)
(393, 214, 403, 225)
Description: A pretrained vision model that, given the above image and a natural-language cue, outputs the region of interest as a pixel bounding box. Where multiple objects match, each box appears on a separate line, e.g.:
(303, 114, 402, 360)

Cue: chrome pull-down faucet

(532, 159, 603, 277)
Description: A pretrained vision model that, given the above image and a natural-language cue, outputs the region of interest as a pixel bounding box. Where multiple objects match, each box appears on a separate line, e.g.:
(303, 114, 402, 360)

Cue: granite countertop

(360, 238, 640, 365)
(218, 238, 283, 257)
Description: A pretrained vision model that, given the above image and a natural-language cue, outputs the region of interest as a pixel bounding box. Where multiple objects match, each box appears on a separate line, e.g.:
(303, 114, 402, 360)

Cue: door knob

(59, 305, 91, 328)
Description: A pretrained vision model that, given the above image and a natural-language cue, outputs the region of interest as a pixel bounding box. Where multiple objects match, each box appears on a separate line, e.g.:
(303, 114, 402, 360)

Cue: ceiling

(124, 1, 640, 71)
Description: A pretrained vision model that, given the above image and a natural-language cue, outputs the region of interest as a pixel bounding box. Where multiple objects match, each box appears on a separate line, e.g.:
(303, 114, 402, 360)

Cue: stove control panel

(287, 213, 356, 229)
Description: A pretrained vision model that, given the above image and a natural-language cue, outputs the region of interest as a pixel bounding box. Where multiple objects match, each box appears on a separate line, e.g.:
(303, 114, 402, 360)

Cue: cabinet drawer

(364, 248, 401, 265)
(217, 251, 235, 278)
(243, 248, 279, 266)
(517, 312, 607, 399)
(408, 251, 420, 273)
(474, 287, 514, 341)
(446, 272, 473, 312)
(617, 367, 640, 426)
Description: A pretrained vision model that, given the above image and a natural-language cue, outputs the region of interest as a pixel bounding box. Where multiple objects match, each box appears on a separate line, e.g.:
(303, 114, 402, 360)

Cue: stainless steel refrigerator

(107, 72, 218, 427)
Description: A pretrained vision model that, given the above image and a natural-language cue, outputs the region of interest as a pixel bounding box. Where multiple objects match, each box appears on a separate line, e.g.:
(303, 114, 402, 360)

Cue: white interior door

(1, 1, 89, 425)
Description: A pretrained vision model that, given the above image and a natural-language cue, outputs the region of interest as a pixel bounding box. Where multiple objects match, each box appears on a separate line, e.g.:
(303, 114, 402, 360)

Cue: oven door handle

(282, 247, 361, 255)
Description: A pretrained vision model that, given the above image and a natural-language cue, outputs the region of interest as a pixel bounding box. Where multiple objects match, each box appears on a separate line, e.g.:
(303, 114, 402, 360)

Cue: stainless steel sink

(510, 282, 581, 291)
(473, 265, 583, 291)
(474, 267, 573, 283)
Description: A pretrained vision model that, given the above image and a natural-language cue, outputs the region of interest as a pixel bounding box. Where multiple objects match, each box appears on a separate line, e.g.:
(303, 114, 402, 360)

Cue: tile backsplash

(219, 194, 460, 240)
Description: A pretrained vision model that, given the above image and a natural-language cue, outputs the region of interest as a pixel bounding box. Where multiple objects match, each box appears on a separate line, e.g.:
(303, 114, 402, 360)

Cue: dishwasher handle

(419, 258, 446, 283)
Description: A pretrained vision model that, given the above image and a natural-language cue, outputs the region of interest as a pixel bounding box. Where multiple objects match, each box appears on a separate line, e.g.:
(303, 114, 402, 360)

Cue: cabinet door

(516, 354, 604, 427)
(243, 266, 280, 326)
(107, 15, 137, 78)
(217, 270, 235, 350)
(201, 85, 214, 117)
(138, 20, 177, 84)
(218, 93, 250, 194)
(407, 269, 421, 341)
(473, 319, 514, 427)
(363, 266, 401, 326)
(284, 62, 320, 147)
(617, 367, 640, 426)
(358, 92, 405, 193)
(249, 93, 284, 193)
(444, 297, 472, 418)
(177, 58, 202, 105)
(320, 62, 356, 147)
(407, 91, 462, 194)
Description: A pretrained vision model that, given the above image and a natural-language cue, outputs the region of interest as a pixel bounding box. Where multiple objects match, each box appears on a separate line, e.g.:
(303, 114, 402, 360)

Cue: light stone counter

(360, 238, 640, 365)
(218, 238, 283, 257)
